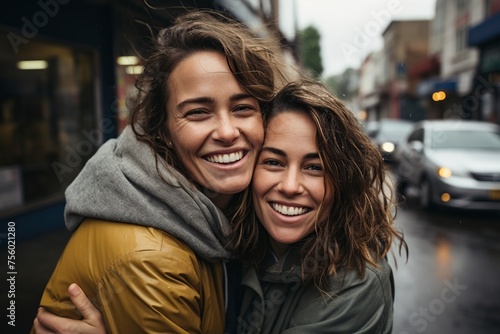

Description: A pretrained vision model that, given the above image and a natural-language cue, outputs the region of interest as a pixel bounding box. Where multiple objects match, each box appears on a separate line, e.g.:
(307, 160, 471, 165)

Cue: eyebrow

(176, 97, 213, 110)
(176, 93, 255, 110)
(261, 146, 319, 160)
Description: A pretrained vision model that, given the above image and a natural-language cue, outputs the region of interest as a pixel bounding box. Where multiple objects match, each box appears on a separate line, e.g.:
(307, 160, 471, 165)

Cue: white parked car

(395, 120, 500, 211)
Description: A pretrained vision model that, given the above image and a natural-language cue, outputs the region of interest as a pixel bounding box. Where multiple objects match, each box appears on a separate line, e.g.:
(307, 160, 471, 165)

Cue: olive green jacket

(237, 247, 394, 334)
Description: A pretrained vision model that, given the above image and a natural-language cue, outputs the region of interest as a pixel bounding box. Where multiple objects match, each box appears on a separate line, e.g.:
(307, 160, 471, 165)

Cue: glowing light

(381, 142, 395, 152)
(117, 56, 139, 65)
(125, 65, 143, 75)
(438, 167, 452, 178)
(17, 60, 48, 70)
(432, 91, 446, 101)
(441, 193, 451, 202)
(358, 110, 367, 120)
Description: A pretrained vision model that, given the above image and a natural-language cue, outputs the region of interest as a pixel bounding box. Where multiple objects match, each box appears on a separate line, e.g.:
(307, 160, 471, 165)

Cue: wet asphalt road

(389, 176, 500, 334)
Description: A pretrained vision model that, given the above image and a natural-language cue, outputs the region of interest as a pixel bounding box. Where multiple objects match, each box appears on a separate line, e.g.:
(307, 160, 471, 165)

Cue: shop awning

(417, 78, 458, 97)
(468, 13, 500, 46)
(434, 79, 457, 92)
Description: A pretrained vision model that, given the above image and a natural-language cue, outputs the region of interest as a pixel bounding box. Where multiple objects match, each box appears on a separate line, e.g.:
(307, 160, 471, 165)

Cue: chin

(270, 233, 300, 246)
(207, 184, 247, 197)
(214, 179, 251, 195)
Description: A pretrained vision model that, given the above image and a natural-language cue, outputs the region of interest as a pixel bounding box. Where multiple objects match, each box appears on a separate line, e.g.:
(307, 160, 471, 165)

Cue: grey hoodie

(64, 125, 232, 263)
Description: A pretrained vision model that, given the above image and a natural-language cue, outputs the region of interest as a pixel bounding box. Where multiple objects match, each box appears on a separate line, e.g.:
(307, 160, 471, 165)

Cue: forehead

(264, 112, 317, 149)
(266, 111, 316, 137)
(166, 50, 249, 110)
(168, 51, 231, 87)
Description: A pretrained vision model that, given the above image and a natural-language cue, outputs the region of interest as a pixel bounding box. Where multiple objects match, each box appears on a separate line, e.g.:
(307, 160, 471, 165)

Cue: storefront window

(0, 31, 97, 214)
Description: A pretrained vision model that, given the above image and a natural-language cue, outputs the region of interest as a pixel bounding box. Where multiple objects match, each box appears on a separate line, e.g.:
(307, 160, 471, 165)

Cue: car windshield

(377, 121, 414, 141)
(430, 130, 500, 150)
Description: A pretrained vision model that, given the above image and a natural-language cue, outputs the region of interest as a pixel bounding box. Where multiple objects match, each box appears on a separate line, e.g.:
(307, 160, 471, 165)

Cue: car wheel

(419, 177, 435, 211)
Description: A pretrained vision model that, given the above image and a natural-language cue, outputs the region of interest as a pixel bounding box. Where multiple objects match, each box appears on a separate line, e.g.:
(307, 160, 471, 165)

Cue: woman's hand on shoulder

(33, 283, 107, 334)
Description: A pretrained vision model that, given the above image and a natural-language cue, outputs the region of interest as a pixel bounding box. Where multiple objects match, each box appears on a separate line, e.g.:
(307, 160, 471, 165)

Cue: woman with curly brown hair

(233, 79, 407, 333)
(35, 78, 407, 334)
(31, 9, 292, 334)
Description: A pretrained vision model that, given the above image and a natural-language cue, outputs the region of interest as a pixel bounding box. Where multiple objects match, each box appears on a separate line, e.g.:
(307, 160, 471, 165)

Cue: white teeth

(207, 151, 243, 164)
(271, 203, 309, 216)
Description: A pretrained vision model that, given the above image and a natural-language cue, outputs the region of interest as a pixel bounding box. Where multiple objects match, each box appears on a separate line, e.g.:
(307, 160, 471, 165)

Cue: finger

(68, 283, 102, 322)
(33, 310, 56, 334)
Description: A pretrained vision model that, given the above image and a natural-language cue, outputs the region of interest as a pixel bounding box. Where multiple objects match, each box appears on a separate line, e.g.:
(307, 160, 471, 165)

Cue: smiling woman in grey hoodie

(34, 79, 409, 334)
(32, 10, 291, 334)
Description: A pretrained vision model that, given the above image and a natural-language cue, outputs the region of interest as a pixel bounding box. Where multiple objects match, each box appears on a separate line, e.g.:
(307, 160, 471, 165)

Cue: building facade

(360, 0, 500, 126)
(378, 20, 430, 121)
(468, 0, 500, 124)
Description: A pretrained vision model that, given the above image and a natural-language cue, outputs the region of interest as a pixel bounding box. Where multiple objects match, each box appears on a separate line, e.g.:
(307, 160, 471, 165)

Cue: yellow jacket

(33, 219, 226, 334)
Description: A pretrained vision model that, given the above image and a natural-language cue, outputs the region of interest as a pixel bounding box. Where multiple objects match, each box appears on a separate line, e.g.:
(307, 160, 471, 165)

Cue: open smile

(270, 202, 311, 216)
(204, 151, 245, 164)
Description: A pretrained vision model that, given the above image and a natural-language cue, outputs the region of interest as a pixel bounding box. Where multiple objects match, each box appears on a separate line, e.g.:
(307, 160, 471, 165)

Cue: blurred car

(369, 119, 415, 163)
(360, 120, 379, 137)
(395, 120, 500, 211)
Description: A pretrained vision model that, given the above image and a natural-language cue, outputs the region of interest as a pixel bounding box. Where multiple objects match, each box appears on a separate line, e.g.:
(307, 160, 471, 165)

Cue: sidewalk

(1, 228, 72, 334)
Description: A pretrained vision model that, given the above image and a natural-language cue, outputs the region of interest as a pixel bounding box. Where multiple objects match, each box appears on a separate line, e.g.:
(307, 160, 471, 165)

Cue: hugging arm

(34, 284, 106, 334)
(95, 250, 206, 333)
(35, 249, 209, 334)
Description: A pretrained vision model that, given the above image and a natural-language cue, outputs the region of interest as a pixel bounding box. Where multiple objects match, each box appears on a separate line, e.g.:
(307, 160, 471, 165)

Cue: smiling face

(166, 51, 264, 207)
(252, 111, 333, 257)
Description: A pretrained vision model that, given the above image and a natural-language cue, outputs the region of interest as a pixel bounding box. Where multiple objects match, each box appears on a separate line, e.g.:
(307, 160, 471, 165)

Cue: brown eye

(184, 109, 209, 118)
(306, 165, 323, 171)
(263, 159, 280, 166)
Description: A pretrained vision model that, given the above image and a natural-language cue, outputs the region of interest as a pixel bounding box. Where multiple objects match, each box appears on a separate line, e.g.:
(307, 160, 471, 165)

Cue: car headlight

(381, 142, 395, 153)
(438, 167, 452, 178)
(437, 167, 469, 178)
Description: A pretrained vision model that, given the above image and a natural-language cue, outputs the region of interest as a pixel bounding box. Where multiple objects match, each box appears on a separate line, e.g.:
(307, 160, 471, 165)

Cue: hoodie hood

(64, 125, 232, 262)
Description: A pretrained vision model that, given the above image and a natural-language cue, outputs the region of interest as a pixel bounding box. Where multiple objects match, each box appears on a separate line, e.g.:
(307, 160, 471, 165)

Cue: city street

(390, 175, 500, 334)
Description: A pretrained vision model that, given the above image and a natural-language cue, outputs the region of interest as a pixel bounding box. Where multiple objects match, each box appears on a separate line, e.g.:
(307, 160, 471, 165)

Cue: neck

(206, 191, 234, 211)
(269, 237, 289, 259)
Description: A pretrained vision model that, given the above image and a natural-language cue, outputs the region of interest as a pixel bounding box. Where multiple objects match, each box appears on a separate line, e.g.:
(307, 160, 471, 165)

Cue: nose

(213, 115, 240, 144)
(278, 168, 303, 196)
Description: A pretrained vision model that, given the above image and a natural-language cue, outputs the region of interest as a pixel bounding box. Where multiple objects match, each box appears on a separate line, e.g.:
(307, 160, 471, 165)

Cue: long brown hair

(230, 79, 408, 290)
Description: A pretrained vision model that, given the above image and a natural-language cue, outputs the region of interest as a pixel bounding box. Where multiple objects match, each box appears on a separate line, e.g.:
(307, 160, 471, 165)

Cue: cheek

(245, 116, 265, 145)
(167, 119, 198, 153)
(310, 178, 327, 202)
(251, 169, 274, 207)
(323, 184, 333, 204)
(318, 183, 334, 220)
(251, 168, 266, 195)
(251, 186, 265, 223)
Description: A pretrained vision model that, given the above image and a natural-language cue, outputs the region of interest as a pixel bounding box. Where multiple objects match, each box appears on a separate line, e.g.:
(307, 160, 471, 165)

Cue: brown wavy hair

(128, 10, 294, 191)
(230, 78, 408, 290)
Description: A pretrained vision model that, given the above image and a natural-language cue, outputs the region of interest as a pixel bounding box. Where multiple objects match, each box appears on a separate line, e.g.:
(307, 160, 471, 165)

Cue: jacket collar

(259, 243, 304, 283)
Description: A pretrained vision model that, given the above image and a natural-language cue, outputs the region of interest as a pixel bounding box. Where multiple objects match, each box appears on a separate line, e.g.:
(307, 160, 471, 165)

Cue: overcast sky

(280, 0, 437, 77)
